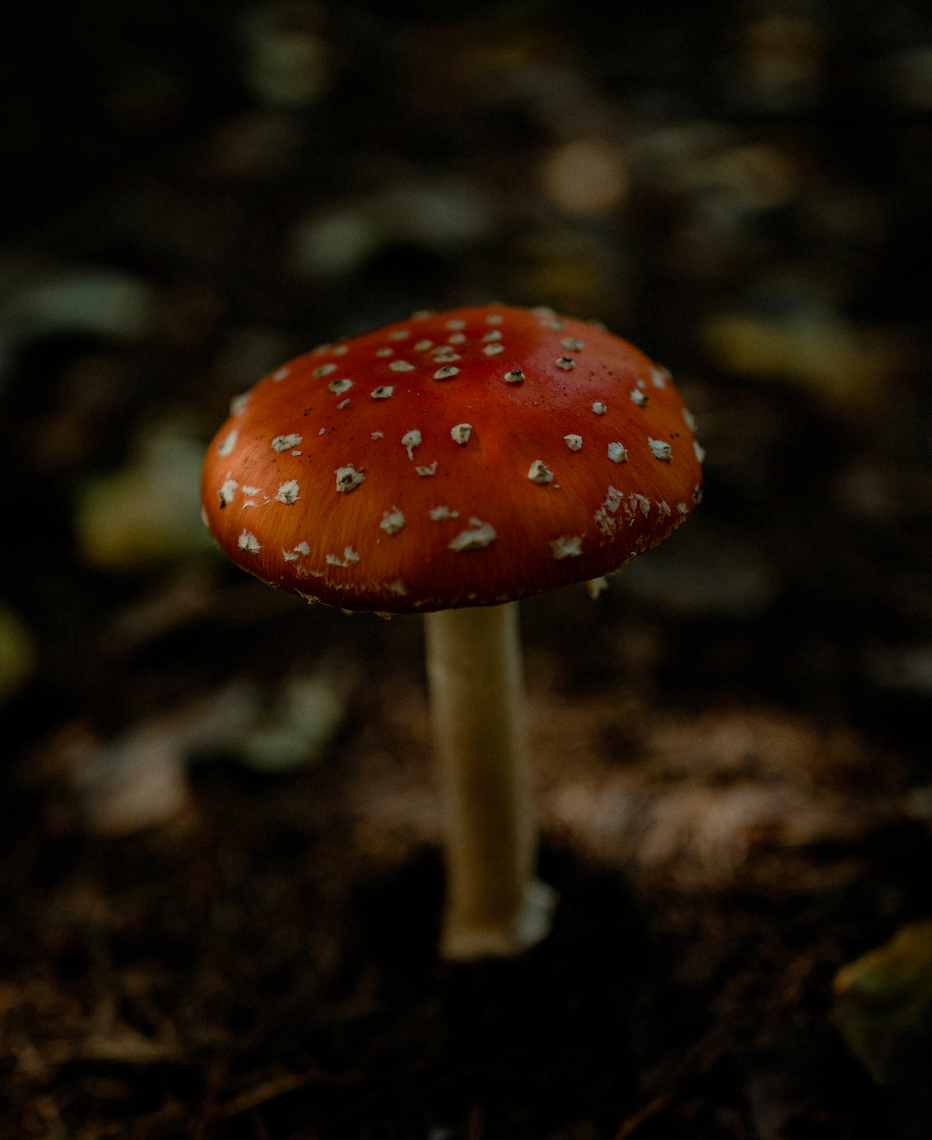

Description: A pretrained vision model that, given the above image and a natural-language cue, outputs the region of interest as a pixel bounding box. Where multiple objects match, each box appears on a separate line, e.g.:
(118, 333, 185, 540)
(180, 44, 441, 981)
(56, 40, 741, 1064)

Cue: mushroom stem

(425, 602, 555, 959)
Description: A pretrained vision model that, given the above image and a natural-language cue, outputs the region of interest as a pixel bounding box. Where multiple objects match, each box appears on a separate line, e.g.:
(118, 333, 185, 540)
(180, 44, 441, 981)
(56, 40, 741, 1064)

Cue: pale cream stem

(425, 602, 555, 959)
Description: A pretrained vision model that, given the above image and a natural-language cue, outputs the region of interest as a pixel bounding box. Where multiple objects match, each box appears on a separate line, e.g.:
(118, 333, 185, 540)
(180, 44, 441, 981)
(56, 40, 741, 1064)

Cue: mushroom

(200, 305, 703, 959)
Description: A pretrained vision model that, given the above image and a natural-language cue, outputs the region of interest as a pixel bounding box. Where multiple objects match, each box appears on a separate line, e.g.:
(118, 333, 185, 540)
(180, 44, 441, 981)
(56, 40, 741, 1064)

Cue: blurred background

(2, 1, 932, 1137)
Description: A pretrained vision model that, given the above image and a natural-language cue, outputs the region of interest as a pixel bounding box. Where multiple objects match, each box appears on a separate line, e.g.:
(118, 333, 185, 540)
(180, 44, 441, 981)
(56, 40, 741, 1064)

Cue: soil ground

(2, 3, 932, 1137)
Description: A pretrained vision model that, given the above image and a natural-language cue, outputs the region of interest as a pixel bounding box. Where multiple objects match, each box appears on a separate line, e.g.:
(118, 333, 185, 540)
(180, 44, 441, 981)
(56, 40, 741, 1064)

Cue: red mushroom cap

(200, 305, 703, 613)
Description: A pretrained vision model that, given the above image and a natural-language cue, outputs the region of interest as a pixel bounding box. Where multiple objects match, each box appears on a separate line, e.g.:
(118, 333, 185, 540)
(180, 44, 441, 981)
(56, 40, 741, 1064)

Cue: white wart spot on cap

(448, 520, 496, 551)
(447, 332, 466, 344)
(218, 478, 238, 507)
(648, 438, 672, 461)
(483, 343, 504, 356)
(238, 530, 260, 554)
(528, 460, 554, 484)
(337, 398, 350, 410)
(534, 307, 564, 329)
(561, 338, 585, 352)
(326, 546, 361, 567)
(683, 408, 697, 431)
(677, 502, 687, 516)
(429, 505, 459, 520)
(551, 535, 583, 559)
(328, 377, 353, 394)
(389, 360, 415, 372)
(447, 318, 466, 330)
(314, 363, 337, 378)
(414, 339, 433, 351)
(230, 392, 251, 415)
(658, 501, 671, 517)
(593, 486, 624, 535)
(694, 440, 706, 463)
(605, 487, 623, 513)
(332, 345, 349, 355)
(651, 366, 670, 389)
(380, 507, 406, 535)
(451, 423, 472, 445)
(564, 434, 582, 451)
(592, 402, 607, 415)
(272, 366, 290, 381)
(242, 485, 261, 497)
(593, 511, 614, 537)
(275, 480, 300, 505)
(401, 430, 421, 459)
(371, 386, 394, 399)
(372, 431, 384, 439)
(504, 369, 524, 384)
(416, 462, 438, 476)
(434, 365, 459, 379)
(608, 442, 628, 463)
(630, 493, 650, 518)
(218, 429, 238, 457)
(630, 389, 648, 407)
(391, 329, 409, 341)
(486, 313, 503, 324)
(272, 433, 302, 453)
(555, 356, 575, 371)
(295, 541, 310, 555)
(335, 466, 365, 492)
(376, 347, 394, 358)
(283, 550, 299, 562)
(481, 329, 502, 342)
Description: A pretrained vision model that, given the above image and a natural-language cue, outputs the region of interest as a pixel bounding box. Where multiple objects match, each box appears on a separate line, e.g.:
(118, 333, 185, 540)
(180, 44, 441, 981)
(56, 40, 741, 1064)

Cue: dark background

(1, 2, 932, 1137)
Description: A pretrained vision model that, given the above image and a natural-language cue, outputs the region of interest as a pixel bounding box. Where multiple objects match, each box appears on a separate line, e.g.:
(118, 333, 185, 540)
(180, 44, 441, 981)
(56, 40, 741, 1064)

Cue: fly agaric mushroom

(201, 304, 702, 959)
